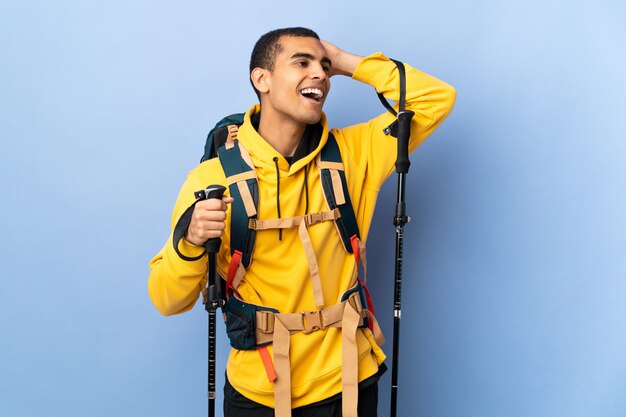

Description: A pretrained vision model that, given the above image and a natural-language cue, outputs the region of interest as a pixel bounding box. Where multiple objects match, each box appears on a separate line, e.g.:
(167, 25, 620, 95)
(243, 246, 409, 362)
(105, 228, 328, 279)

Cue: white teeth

(300, 88, 324, 99)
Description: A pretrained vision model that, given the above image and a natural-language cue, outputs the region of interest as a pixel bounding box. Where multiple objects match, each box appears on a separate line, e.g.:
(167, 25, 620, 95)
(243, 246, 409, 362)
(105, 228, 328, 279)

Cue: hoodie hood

(237, 104, 329, 175)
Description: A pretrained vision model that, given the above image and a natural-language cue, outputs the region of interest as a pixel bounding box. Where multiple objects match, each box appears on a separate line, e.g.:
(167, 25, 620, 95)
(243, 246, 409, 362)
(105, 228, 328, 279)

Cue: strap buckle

(301, 310, 323, 334)
(304, 208, 341, 226)
(248, 218, 258, 230)
(346, 292, 362, 313)
(257, 310, 275, 334)
(304, 212, 324, 226)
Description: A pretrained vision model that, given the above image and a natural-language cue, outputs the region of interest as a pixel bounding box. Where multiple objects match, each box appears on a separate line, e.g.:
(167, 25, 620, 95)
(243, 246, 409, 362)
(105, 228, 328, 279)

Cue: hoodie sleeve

(148, 160, 227, 316)
(334, 52, 456, 191)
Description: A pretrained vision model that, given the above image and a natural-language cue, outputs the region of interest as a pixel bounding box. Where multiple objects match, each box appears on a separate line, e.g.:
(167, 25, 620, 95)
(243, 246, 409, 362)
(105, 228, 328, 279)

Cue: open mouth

(300, 88, 324, 102)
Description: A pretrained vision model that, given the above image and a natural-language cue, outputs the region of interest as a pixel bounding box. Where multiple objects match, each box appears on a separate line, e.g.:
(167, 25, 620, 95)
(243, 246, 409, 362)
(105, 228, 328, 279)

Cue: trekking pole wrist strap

(379, 58, 412, 142)
(172, 201, 207, 261)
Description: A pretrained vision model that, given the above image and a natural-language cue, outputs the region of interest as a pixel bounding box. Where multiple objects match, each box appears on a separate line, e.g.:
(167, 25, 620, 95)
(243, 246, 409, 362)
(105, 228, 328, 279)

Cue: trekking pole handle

(194, 185, 227, 254)
(395, 110, 414, 174)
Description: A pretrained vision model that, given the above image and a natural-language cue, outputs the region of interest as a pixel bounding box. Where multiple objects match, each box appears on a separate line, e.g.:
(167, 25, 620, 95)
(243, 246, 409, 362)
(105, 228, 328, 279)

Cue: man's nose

(310, 63, 327, 80)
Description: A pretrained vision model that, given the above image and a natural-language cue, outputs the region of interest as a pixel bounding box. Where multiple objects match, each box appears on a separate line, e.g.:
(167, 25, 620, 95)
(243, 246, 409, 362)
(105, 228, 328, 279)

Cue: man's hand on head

(320, 40, 364, 78)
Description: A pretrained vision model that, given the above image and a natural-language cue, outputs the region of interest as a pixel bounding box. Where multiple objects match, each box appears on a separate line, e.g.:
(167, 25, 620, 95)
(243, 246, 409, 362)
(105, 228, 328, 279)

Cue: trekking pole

(194, 185, 227, 417)
(377, 59, 414, 417)
(390, 107, 413, 417)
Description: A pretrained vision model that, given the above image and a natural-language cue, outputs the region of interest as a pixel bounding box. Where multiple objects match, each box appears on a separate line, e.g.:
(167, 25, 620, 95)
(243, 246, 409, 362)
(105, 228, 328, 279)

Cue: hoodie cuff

(351, 52, 393, 90)
(176, 236, 207, 260)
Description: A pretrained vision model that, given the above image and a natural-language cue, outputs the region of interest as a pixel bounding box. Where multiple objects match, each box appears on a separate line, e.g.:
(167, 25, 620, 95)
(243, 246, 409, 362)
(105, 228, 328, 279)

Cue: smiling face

(251, 36, 331, 127)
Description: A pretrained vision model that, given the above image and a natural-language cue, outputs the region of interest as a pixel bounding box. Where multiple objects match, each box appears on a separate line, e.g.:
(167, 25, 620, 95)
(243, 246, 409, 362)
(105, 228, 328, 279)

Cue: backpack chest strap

(248, 208, 340, 230)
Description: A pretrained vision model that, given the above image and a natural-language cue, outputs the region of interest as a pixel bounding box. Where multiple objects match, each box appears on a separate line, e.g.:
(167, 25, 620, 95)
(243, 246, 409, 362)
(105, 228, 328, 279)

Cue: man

(149, 27, 455, 417)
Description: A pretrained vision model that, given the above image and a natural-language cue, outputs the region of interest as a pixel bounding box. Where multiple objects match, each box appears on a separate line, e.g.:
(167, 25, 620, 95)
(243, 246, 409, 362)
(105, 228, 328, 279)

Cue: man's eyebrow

(290, 52, 332, 66)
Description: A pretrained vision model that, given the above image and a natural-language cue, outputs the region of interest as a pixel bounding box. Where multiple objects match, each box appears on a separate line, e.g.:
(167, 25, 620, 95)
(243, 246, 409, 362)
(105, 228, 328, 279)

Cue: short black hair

(249, 27, 320, 99)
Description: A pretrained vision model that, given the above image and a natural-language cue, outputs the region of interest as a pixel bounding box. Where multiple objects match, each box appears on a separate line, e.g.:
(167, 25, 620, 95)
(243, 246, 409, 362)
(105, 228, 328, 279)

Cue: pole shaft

(391, 173, 407, 417)
(208, 252, 217, 417)
(208, 310, 216, 417)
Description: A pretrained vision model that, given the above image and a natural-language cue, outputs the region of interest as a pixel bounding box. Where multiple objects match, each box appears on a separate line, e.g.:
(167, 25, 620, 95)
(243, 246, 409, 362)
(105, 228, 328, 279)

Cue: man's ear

(251, 68, 270, 94)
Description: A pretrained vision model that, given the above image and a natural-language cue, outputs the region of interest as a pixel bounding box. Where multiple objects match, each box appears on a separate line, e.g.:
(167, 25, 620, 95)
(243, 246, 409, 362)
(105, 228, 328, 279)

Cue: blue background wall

(2, 1, 625, 416)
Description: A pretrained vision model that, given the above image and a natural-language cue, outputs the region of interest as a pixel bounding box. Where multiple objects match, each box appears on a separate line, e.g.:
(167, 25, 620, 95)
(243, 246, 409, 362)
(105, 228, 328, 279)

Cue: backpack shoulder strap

(217, 139, 258, 268)
(318, 133, 361, 253)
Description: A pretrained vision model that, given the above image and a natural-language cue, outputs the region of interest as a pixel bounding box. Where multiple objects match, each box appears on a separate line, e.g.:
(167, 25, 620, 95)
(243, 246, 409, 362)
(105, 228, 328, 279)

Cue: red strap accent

(350, 234, 360, 264)
(359, 278, 376, 332)
(350, 235, 375, 332)
(226, 250, 243, 292)
(258, 346, 277, 382)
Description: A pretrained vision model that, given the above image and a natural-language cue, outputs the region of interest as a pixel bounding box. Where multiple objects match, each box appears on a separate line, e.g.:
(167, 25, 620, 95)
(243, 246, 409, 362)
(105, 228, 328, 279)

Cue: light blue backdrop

(1, 1, 625, 416)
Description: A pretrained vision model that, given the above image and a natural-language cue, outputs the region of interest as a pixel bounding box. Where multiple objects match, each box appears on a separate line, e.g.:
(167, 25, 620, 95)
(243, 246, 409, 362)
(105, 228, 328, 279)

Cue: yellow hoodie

(149, 52, 456, 408)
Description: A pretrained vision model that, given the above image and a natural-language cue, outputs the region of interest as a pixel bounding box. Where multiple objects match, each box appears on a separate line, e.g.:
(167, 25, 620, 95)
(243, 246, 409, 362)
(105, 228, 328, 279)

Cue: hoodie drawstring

(304, 164, 310, 215)
(273, 157, 282, 240)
